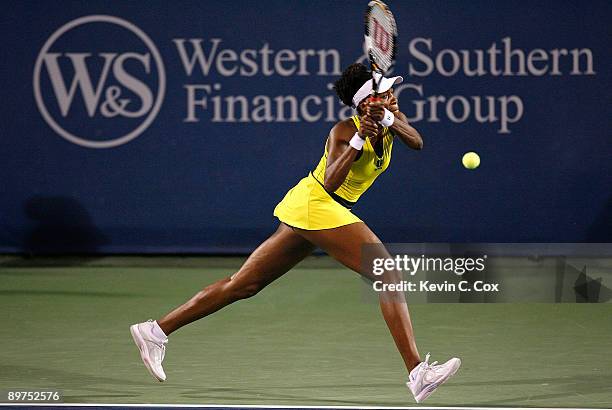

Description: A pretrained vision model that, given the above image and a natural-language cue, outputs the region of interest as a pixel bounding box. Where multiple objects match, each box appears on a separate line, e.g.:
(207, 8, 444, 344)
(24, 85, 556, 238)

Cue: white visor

(351, 72, 403, 108)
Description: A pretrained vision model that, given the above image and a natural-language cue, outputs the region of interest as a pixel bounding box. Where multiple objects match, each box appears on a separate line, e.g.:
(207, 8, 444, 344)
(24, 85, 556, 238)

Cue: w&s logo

(33, 15, 165, 148)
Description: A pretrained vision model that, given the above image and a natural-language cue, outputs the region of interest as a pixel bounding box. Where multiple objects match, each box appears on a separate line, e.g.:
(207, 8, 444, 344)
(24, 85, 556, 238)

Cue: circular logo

(33, 15, 166, 148)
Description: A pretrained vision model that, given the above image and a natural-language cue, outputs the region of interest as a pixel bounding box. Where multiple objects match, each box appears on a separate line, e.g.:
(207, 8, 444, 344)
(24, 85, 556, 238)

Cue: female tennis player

(130, 63, 460, 403)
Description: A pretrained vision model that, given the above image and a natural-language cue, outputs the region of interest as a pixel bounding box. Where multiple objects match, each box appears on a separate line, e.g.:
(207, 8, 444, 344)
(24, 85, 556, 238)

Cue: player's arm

(390, 110, 423, 150)
(368, 97, 423, 150)
(324, 118, 379, 193)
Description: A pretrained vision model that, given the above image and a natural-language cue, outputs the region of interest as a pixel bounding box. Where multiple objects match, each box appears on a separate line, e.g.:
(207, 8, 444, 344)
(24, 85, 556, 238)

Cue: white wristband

(349, 132, 365, 151)
(379, 108, 395, 127)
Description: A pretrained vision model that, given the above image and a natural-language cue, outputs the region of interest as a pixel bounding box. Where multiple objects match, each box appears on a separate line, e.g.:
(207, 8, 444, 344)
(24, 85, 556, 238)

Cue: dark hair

(333, 63, 371, 107)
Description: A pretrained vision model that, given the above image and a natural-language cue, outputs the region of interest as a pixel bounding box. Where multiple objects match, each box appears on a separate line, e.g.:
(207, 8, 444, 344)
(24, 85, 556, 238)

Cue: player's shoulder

(329, 118, 357, 142)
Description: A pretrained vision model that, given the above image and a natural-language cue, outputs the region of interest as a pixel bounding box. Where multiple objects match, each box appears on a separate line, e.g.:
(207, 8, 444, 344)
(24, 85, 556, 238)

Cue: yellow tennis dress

(274, 115, 394, 230)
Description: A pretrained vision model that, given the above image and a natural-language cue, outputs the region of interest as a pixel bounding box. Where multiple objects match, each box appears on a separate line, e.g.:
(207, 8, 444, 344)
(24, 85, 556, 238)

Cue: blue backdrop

(1, 0, 610, 253)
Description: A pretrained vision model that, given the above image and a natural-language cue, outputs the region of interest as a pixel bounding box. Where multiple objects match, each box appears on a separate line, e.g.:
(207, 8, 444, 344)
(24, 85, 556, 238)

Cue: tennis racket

(364, 0, 398, 99)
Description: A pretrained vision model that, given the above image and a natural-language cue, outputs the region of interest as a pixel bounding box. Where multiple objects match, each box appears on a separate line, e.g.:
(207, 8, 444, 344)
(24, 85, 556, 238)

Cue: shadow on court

(185, 374, 612, 406)
(0, 363, 147, 400)
(0, 363, 394, 406)
(2, 360, 609, 406)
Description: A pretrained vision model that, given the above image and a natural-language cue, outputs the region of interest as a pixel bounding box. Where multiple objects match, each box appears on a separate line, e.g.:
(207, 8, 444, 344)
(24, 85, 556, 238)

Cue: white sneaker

(407, 353, 461, 403)
(130, 320, 168, 382)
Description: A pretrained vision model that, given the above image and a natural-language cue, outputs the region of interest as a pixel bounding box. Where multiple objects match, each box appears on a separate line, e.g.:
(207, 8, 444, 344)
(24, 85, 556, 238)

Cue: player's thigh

(230, 223, 315, 288)
(293, 222, 391, 281)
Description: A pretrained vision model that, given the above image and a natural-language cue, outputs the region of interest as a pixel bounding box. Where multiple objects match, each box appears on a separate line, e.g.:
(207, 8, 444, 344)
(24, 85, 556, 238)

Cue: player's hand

(358, 115, 379, 139)
(366, 99, 385, 122)
(388, 94, 399, 113)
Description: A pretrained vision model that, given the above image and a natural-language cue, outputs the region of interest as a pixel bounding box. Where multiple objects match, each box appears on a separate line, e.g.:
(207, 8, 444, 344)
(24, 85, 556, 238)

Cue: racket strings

(366, 5, 396, 73)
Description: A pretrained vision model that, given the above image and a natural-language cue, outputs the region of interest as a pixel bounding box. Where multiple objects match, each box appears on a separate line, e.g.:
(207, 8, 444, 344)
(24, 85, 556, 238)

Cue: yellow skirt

(273, 173, 362, 230)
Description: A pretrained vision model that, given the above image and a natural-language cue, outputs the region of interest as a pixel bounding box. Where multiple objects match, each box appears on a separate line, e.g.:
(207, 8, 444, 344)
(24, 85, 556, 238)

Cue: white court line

(0, 404, 609, 410)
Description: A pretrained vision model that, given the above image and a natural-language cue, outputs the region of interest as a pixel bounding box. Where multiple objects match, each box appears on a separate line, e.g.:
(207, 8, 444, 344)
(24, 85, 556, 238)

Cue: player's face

(378, 90, 393, 107)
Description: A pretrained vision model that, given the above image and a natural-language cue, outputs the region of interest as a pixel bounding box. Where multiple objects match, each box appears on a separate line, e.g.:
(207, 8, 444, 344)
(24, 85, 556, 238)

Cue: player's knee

(239, 282, 263, 299)
(227, 274, 264, 300)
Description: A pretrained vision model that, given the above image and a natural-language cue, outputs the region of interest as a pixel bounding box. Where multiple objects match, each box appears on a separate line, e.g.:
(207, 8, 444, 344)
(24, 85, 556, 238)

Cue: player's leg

(130, 222, 315, 381)
(292, 222, 421, 371)
(158, 222, 316, 334)
(293, 222, 460, 402)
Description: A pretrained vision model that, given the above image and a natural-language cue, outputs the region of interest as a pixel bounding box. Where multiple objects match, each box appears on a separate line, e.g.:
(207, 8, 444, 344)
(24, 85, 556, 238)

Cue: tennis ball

(462, 152, 480, 169)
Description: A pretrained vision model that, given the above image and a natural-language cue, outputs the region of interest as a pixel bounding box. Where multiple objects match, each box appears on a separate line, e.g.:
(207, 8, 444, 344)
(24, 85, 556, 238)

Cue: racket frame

(364, 0, 398, 98)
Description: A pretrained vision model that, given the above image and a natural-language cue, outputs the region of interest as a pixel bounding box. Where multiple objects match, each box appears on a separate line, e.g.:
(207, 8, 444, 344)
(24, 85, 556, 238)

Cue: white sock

(151, 320, 168, 341)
